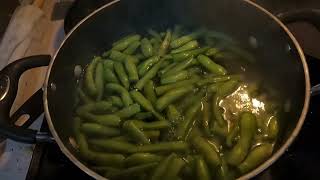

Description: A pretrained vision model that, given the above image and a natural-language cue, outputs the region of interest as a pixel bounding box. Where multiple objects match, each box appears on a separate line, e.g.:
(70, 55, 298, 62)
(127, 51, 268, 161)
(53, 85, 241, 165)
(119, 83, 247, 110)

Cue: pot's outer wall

(46, 0, 306, 178)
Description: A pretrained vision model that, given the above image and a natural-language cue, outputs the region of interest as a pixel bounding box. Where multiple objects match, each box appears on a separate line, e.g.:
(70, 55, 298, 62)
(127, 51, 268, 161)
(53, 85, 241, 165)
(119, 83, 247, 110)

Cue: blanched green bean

(163, 157, 186, 179)
(105, 83, 133, 106)
(133, 112, 153, 120)
(136, 141, 189, 153)
(191, 136, 221, 168)
(158, 62, 177, 76)
(170, 31, 202, 48)
(77, 88, 94, 104)
(141, 38, 153, 57)
(78, 113, 121, 127)
(84, 56, 100, 97)
(115, 103, 141, 118)
(81, 123, 120, 137)
(238, 143, 273, 173)
(135, 59, 165, 90)
(123, 121, 150, 144)
(202, 102, 211, 136)
(95, 62, 104, 100)
(162, 57, 195, 77)
(171, 25, 183, 41)
(124, 40, 141, 54)
(114, 62, 130, 89)
(112, 34, 141, 51)
(108, 96, 123, 108)
(150, 153, 176, 180)
(216, 79, 240, 97)
(166, 105, 182, 124)
(131, 120, 170, 130)
(226, 125, 239, 147)
(178, 88, 206, 111)
(89, 139, 137, 153)
(205, 47, 221, 56)
(125, 153, 162, 167)
(156, 85, 194, 111)
(110, 50, 127, 62)
(159, 29, 172, 56)
(175, 100, 202, 140)
(171, 40, 199, 54)
(161, 70, 189, 84)
(144, 80, 157, 104)
(138, 56, 161, 76)
(197, 55, 227, 75)
(227, 112, 257, 166)
(103, 60, 114, 69)
(155, 77, 199, 95)
(212, 95, 226, 127)
(264, 116, 279, 140)
(109, 162, 158, 178)
(196, 156, 211, 180)
(197, 75, 240, 86)
(148, 29, 162, 42)
(104, 67, 120, 84)
(216, 158, 233, 180)
(76, 101, 113, 114)
(172, 47, 210, 62)
(125, 56, 139, 82)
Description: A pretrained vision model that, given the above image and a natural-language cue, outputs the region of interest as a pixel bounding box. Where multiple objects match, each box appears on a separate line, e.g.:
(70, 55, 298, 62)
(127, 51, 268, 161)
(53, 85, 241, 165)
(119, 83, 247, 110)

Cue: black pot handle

(277, 9, 320, 96)
(0, 55, 52, 143)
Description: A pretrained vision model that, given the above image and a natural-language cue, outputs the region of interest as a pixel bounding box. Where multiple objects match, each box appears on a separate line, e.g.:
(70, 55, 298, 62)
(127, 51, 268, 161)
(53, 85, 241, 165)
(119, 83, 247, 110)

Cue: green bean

(138, 56, 161, 76)
(103, 60, 114, 69)
(102, 50, 111, 57)
(226, 112, 257, 166)
(125, 153, 163, 167)
(202, 102, 211, 136)
(104, 67, 120, 84)
(110, 50, 127, 62)
(205, 47, 221, 56)
(207, 82, 224, 93)
(161, 70, 189, 84)
(110, 135, 131, 142)
(115, 103, 141, 118)
(145, 130, 160, 140)
(196, 156, 211, 180)
(263, 116, 279, 140)
(217, 79, 240, 97)
(158, 62, 177, 76)
(136, 141, 189, 153)
(238, 143, 273, 174)
(84, 56, 100, 97)
(216, 158, 233, 180)
(155, 77, 199, 95)
(110, 162, 158, 178)
(123, 121, 150, 144)
(197, 74, 240, 87)
(175, 100, 202, 140)
(133, 112, 153, 120)
(163, 157, 186, 179)
(108, 96, 123, 108)
(197, 55, 227, 75)
(124, 40, 141, 54)
(162, 57, 195, 77)
(170, 31, 202, 48)
(171, 25, 183, 41)
(77, 88, 94, 104)
(141, 38, 153, 57)
(211, 121, 228, 137)
(166, 105, 182, 124)
(80, 123, 120, 137)
(114, 62, 130, 89)
(191, 136, 221, 168)
(150, 153, 176, 180)
(135, 53, 145, 60)
(156, 85, 194, 111)
(212, 95, 226, 127)
(148, 29, 162, 42)
(159, 29, 172, 56)
(226, 125, 239, 147)
(95, 62, 104, 100)
(76, 101, 113, 114)
(135, 59, 165, 90)
(105, 83, 133, 106)
(172, 47, 210, 62)
(171, 40, 199, 54)
(178, 88, 206, 111)
(112, 34, 141, 51)
(79, 113, 121, 127)
(125, 56, 139, 82)
(131, 120, 170, 130)
(89, 139, 137, 153)
(143, 80, 157, 104)
(91, 166, 121, 174)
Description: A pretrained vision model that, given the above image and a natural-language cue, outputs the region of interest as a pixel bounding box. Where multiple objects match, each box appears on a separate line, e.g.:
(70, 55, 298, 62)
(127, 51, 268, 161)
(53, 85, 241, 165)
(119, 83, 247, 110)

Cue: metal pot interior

(45, 0, 308, 178)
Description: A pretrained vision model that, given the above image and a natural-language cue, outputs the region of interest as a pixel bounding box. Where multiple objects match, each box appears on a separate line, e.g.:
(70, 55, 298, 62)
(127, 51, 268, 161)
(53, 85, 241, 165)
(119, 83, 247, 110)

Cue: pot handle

(277, 9, 320, 96)
(0, 55, 52, 143)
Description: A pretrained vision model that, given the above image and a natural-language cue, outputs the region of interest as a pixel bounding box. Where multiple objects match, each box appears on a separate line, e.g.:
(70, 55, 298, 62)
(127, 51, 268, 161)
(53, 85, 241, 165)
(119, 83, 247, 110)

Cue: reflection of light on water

(220, 84, 266, 123)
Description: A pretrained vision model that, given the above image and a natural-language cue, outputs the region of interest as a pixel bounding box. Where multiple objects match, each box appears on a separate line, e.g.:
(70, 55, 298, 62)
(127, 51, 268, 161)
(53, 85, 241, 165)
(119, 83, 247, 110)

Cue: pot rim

(43, 0, 311, 179)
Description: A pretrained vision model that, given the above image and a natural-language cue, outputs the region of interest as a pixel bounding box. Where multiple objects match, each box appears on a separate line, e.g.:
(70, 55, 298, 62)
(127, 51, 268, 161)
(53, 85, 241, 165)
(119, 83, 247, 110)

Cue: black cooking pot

(0, 0, 319, 179)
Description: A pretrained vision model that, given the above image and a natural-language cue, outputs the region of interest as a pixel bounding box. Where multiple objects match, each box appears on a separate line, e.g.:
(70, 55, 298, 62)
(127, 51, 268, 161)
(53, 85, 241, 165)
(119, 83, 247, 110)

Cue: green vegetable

(148, 29, 162, 42)
(84, 56, 100, 97)
(133, 112, 153, 120)
(150, 153, 176, 180)
(156, 85, 194, 111)
(135, 59, 165, 90)
(238, 143, 273, 173)
(109, 162, 158, 178)
(80, 123, 120, 137)
(226, 112, 257, 166)
(124, 41, 141, 54)
(155, 77, 199, 95)
(159, 29, 172, 56)
(197, 55, 227, 75)
(196, 156, 211, 180)
(166, 105, 182, 124)
(144, 80, 157, 104)
(78, 113, 121, 127)
(162, 57, 195, 77)
(76, 101, 113, 114)
(172, 47, 210, 62)
(105, 83, 133, 106)
(115, 103, 141, 118)
(124, 56, 139, 82)
(131, 120, 170, 130)
(112, 34, 141, 51)
(202, 102, 211, 136)
(136, 141, 189, 153)
(108, 96, 123, 108)
(158, 62, 177, 76)
(89, 139, 137, 153)
(77, 88, 94, 104)
(110, 50, 127, 62)
(138, 56, 161, 76)
(163, 157, 186, 179)
(160, 70, 189, 84)
(95, 62, 104, 100)
(170, 31, 202, 48)
(114, 62, 130, 89)
(125, 153, 162, 167)
(103, 66, 120, 84)
(171, 40, 199, 54)
(196, 74, 240, 86)
(123, 121, 150, 144)
(141, 38, 153, 57)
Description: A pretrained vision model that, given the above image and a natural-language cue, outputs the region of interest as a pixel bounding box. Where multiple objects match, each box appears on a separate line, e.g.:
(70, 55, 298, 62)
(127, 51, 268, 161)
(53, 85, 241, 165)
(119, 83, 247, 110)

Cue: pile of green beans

(73, 25, 279, 180)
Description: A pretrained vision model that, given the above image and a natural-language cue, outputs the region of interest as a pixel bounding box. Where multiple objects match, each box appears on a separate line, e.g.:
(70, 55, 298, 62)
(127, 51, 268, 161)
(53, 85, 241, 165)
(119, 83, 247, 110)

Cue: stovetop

(26, 1, 320, 180)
